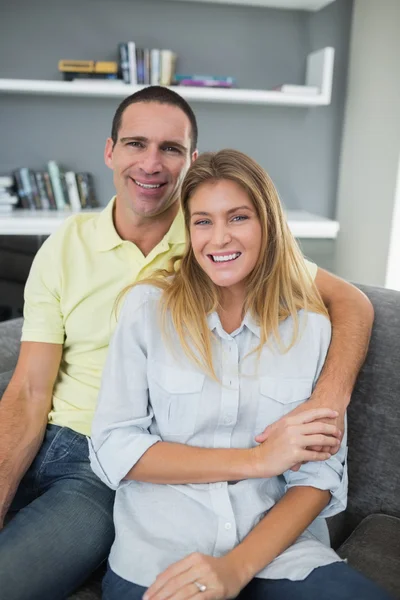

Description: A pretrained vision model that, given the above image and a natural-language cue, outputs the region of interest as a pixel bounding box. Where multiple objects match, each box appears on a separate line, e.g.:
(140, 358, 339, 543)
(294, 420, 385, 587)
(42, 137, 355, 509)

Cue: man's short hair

(111, 86, 198, 153)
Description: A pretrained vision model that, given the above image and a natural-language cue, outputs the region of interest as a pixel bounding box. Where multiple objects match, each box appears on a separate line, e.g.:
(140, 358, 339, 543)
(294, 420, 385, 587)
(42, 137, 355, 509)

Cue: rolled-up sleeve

(283, 434, 348, 518)
(89, 287, 161, 490)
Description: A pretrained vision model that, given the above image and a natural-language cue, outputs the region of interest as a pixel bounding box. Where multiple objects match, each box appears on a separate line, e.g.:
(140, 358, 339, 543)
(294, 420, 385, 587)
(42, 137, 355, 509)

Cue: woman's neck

(218, 286, 246, 334)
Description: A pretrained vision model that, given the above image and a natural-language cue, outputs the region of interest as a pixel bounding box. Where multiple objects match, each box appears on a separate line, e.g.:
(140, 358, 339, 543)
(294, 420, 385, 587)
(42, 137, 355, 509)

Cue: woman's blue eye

(232, 215, 248, 222)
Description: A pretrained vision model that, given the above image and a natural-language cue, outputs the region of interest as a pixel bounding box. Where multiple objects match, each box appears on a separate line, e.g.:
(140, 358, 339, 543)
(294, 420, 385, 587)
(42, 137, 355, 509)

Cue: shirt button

(225, 522, 232, 530)
(223, 415, 234, 425)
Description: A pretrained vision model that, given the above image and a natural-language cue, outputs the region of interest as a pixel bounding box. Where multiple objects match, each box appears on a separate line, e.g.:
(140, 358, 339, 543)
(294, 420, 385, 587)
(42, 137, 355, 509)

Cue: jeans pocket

(41, 426, 85, 465)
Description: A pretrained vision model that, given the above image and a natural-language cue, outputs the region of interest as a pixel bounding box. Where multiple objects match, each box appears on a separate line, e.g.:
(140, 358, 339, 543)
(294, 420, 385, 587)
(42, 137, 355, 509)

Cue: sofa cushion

(0, 317, 22, 374)
(338, 514, 400, 599)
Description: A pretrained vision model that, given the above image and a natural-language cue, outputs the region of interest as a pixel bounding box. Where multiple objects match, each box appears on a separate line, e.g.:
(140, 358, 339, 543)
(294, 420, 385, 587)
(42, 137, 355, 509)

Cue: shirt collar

(207, 310, 261, 339)
(95, 197, 124, 252)
(95, 198, 186, 252)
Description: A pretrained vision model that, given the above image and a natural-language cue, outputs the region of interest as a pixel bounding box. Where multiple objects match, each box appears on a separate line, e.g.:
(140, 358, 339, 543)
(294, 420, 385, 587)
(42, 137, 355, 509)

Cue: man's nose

(139, 148, 162, 175)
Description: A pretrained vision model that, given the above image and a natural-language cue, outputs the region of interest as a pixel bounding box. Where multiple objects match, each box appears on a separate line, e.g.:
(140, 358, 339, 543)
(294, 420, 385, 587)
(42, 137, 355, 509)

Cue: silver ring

(194, 581, 207, 592)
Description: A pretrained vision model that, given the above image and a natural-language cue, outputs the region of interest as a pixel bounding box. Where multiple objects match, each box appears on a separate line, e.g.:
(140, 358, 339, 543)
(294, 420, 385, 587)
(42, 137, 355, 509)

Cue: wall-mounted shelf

(0, 48, 334, 107)
(165, 0, 336, 11)
(0, 209, 339, 239)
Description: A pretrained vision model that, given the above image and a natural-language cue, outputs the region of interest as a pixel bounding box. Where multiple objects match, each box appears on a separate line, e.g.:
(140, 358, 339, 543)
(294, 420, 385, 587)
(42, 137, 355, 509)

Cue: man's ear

(191, 149, 199, 163)
(104, 138, 114, 169)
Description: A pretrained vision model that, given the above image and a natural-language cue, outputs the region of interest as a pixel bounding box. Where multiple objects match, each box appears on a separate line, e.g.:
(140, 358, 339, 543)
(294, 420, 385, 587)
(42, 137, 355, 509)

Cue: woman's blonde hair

(123, 149, 328, 378)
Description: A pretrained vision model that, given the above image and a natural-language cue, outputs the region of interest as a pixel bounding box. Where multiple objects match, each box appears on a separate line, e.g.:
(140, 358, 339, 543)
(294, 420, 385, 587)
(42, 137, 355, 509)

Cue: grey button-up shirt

(89, 284, 347, 587)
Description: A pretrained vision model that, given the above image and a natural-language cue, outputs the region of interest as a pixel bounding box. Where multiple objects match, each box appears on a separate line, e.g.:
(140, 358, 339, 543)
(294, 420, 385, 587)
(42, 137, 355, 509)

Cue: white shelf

(166, 0, 336, 10)
(0, 209, 339, 239)
(0, 48, 334, 107)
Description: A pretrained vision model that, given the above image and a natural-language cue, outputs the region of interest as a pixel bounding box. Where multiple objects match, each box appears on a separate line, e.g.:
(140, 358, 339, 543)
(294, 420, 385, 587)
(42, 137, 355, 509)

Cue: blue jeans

(102, 562, 395, 600)
(0, 425, 115, 600)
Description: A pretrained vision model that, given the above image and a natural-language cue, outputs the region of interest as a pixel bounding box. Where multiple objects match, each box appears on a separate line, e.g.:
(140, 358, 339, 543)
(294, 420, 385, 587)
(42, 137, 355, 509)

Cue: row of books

(118, 44, 177, 86)
(4, 164, 98, 212)
(0, 176, 18, 213)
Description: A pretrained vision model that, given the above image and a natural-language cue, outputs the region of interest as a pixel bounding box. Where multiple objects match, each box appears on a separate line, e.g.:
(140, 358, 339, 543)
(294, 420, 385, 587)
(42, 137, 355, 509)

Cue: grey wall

(0, 0, 352, 219)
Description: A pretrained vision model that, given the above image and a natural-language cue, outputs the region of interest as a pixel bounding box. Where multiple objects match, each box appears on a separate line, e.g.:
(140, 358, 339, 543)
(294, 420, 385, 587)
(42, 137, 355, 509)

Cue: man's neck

(113, 200, 179, 257)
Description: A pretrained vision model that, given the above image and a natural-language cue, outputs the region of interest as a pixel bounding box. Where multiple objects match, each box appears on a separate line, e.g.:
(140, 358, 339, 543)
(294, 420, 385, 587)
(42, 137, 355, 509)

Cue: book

(150, 49, 160, 85)
(34, 171, 51, 210)
(274, 84, 319, 95)
(119, 42, 130, 84)
(174, 74, 235, 84)
(42, 171, 57, 209)
(0, 176, 13, 188)
(13, 169, 30, 209)
(64, 72, 119, 81)
(0, 193, 18, 205)
(160, 50, 177, 86)
(128, 41, 138, 85)
(19, 167, 36, 209)
(136, 48, 145, 85)
(144, 49, 151, 85)
(48, 160, 66, 210)
(176, 79, 234, 88)
(28, 169, 42, 209)
(65, 171, 82, 211)
(76, 172, 98, 208)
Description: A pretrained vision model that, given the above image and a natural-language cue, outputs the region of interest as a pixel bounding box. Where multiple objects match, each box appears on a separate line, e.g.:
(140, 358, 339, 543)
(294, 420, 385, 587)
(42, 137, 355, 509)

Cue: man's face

(105, 102, 196, 219)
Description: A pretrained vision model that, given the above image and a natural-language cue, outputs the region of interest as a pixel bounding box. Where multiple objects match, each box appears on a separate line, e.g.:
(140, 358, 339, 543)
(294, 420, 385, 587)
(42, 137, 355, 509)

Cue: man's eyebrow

(119, 136, 188, 151)
(191, 206, 254, 217)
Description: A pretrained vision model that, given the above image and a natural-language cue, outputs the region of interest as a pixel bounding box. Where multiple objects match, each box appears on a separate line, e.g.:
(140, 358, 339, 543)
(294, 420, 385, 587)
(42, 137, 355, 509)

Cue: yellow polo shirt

(22, 198, 186, 436)
(22, 197, 318, 436)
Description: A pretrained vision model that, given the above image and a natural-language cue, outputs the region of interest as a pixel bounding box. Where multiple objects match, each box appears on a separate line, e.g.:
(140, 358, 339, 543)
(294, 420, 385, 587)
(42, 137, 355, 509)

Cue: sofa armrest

(0, 318, 22, 375)
(0, 370, 15, 398)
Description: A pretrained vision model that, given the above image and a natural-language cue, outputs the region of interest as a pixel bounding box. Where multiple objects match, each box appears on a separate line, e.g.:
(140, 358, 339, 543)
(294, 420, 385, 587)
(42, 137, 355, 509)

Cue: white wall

(335, 0, 400, 287)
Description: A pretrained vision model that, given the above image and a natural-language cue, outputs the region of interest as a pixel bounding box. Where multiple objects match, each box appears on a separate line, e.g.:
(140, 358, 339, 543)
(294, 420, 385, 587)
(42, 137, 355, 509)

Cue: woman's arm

(143, 486, 331, 600)
(124, 406, 339, 484)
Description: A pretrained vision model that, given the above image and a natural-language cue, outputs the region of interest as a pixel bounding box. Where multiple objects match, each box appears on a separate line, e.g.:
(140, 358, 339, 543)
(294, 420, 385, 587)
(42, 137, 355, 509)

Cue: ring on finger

(194, 581, 207, 592)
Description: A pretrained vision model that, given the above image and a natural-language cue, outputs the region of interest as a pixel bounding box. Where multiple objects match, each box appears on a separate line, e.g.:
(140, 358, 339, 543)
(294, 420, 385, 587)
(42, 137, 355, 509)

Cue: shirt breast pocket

(148, 361, 205, 438)
(257, 377, 314, 431)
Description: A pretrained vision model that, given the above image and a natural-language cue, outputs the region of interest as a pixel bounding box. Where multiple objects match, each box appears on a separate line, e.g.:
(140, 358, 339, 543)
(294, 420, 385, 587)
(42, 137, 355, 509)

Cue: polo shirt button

(223, 415, 234, 425)
(225, 522, 232, 530)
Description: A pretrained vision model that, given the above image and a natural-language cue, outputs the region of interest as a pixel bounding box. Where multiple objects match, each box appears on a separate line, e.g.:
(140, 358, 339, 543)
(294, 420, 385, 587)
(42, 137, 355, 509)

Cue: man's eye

(164, 146, 180, 153)
(127, 141, 143, 148)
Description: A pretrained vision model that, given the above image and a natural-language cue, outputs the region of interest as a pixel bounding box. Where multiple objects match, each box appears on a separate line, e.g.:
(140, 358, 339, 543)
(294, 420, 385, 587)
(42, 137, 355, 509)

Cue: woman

(90, 150, 391, 600)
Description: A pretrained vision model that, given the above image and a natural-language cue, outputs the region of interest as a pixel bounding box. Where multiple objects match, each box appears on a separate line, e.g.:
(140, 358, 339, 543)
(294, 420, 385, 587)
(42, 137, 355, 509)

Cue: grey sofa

(0, 284, 399, 599)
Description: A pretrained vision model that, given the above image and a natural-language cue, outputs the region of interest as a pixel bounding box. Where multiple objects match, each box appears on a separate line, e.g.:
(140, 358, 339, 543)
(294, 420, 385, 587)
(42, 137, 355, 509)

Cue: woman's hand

(251, 407, 341, 478)
(143, 552, 246, 600)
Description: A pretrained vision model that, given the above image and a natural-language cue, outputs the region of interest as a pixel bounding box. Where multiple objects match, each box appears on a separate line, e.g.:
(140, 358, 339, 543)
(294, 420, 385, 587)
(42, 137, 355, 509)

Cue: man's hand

(255, 399, 344, 472)
(251, 407, 341, 478)
(143, 552, 245, 600)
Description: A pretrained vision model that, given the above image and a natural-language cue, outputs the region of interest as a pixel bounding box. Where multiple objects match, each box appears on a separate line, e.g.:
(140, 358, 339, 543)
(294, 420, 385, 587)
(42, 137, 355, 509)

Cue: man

(0, 86, 373, 599)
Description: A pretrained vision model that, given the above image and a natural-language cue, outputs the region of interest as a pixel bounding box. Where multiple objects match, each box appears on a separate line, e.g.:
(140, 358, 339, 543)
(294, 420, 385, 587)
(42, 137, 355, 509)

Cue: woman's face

(189, 179, 262, 295)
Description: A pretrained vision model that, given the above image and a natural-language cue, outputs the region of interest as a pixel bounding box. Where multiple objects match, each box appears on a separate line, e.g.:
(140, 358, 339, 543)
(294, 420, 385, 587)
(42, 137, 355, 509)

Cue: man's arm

(312, 268, 374, 414)
(0, 342, 62, 527)
(256, 269, 373, 454)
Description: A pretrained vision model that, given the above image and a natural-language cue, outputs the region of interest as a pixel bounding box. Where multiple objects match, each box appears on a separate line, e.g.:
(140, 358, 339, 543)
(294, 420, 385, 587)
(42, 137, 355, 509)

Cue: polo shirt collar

(95, 197, 186, 252)
(95, 197, 123, 251)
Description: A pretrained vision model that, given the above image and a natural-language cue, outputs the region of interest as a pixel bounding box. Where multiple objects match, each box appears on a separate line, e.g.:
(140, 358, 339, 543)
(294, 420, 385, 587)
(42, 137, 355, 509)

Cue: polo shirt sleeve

(21, 233, 65, 344)
(304, 258, 318, 281)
